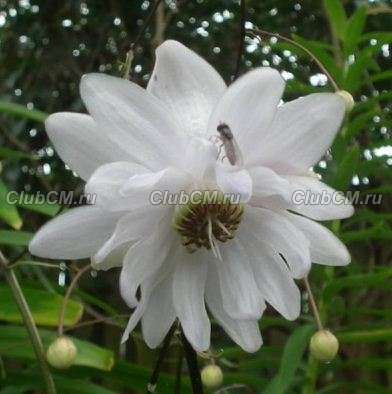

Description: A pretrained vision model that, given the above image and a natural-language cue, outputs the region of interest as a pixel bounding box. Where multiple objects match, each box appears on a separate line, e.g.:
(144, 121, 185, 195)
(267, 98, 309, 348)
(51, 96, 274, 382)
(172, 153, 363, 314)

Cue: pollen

(172, 191, 244, 256)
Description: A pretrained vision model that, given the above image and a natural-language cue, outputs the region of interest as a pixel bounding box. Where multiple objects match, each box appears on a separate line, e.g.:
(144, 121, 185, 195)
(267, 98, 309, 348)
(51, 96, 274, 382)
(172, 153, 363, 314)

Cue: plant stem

(0, 250, 56, 394)
(58, 264, 91, 336)
(146, 325, 176, 393)
(180, 330, 203, 394)
(303, 276, 323, 331)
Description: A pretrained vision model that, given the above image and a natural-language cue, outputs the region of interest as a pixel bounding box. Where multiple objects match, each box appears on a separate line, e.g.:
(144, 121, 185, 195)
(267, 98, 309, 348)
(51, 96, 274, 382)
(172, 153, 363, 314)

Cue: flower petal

(173, 249, 210, 352)
(216, 166, 252, 203)
(243, 207, 311, 278)
(45, 113, 131, 180)
(248, 166, 290, 200)
(92, 207, 164, 270)
(80, 73, 185, 170)
(205, 265, 263, 352)
(216, 241, 263, 320)
(142, 273, 176, 349)
(254, 93, 345, 172)
(285, 175, 354, 220)
(85, 161, 148, 208)
(29, 206, 119, 260)
(284, 212, 350, 266)
(238, 228, 301, 320)
(147, 40, 226, 137)
(208, 68, 284, 159)
(120, 215, 174, 308)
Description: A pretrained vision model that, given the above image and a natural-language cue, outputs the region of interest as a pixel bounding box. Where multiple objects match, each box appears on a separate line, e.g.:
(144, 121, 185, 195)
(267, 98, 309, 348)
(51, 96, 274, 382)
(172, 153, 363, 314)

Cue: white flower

(29, 40, 353, 353)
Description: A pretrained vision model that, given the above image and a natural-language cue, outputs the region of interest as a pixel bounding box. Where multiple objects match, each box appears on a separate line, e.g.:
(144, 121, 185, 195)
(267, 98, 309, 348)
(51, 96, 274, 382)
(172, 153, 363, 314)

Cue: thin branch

(146, 325, 176, 393)
(0, 250, 56, 393)
(63, 314, 128, 332)
(233, 0, 246, 80)
(58, 264, 91, 336)
(247, 28, 340, 91)
(303, 276, 323, 331)
(181, 329, 203, 394)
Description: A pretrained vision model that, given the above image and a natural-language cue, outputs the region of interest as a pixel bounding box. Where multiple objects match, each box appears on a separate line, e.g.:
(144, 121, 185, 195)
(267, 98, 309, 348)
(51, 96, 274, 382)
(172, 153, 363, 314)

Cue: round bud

(336, 90, 355, 112)
(201, 364, 223, 389)
(46, 336, 77, 369)
(310, 330, 339, 362)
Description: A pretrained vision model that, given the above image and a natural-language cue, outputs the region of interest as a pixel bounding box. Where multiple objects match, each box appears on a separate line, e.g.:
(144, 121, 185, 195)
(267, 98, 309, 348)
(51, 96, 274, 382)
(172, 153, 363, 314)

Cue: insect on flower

(217, 123, 242, 166)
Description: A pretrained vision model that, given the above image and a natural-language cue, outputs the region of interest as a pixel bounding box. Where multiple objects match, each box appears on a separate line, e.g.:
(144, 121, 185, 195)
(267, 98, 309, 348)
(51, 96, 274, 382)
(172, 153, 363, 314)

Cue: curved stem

(180, 329, 203, 394)
(303, 276, 323, 331)
(0, 250, 56, 394)
(247, 28, 340, 91)
(58, 264, 91, 336)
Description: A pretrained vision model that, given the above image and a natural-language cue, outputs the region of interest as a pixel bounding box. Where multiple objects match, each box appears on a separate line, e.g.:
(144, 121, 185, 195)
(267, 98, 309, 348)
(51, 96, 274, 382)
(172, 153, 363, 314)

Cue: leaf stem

(0, 250, 56, 394)
(180, 329, 203, 394)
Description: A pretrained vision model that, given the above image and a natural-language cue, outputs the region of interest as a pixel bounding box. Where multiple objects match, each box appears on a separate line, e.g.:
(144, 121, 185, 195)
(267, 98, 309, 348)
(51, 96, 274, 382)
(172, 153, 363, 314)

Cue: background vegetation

(0, 0, 391, 393)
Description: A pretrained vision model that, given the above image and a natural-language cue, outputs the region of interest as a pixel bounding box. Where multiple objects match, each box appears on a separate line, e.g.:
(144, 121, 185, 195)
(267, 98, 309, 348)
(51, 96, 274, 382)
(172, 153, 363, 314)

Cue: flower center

(172, 191, 244, 257)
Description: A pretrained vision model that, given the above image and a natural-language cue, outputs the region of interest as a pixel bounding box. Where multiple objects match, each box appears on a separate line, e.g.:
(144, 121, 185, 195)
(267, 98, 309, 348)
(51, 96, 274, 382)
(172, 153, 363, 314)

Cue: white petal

(243, 207, 311, 278)
(173, 249, 210, 352)
(148, 40, 226, 137)
(254, 93, 345, 171)
(142, 273, 176, 349)
(45, 113, 131, 180)
(121, 283, 152, 343)
(238, 229, 301, 320)
(120, 215, 174, 307)
(216, 241, 263, 320)
(285, 175, 354, 220)
(248, 166, 290, 200)
(205, 266, 263, 352)
(92, 208, 163, 270)
(80, 73, 185, 170)
(208, 68, 284, 159)
(284, 212, 350, 266)
(216, 166, 252, 203)
(29, 206, 119, 260)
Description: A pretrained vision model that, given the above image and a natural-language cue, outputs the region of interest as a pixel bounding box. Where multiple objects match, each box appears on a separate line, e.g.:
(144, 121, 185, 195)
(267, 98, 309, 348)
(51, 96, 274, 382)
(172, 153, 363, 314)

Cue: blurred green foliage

(0, 0, 391, 393)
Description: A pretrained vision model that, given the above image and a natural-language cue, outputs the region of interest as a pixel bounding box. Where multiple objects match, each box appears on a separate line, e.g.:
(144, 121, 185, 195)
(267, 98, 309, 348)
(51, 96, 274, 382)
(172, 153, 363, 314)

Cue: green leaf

(371, 70, 392, 83)
(323, 0, 347, 40)
(0, 326, 114, 371)
(0, 285, 84, 327)
(323, 269, 392, 299)
(344, 6, 367, 56)
(15, 193, 61, 217)
(331, 146, 360, 191)
(0, 180, 22, 230)
(337, 328, 392, 344)
(292, 34, 340, 83)
(343, 49, 373, 92)
(263, 325, 314, 394)
(0, 147, 35, 161)
(0, 101, 47, 123)
(0, 230, 33, 246)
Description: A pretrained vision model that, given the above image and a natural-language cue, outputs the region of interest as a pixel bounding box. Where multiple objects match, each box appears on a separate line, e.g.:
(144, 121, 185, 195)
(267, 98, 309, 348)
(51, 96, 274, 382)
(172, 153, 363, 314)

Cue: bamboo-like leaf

(0, 285, 83, 327)
(0, 101, 47, 122)
(0, 180, 22, 230)
(0, 326, 114, 371)
(323, 0, 347, 40)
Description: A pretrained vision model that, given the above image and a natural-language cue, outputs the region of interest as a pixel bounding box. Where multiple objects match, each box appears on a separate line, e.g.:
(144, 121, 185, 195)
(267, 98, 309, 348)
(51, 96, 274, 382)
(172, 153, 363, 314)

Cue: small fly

(217, 123, 242, 166)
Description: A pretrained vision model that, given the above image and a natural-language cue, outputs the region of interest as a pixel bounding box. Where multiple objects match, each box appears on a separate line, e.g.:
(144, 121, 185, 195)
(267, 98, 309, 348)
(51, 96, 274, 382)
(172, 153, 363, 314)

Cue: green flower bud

(46, 336, 77, 369)
(310, 329, 339, 362)
(201, 364, 223, 389)
(336, 90, 355, 112)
